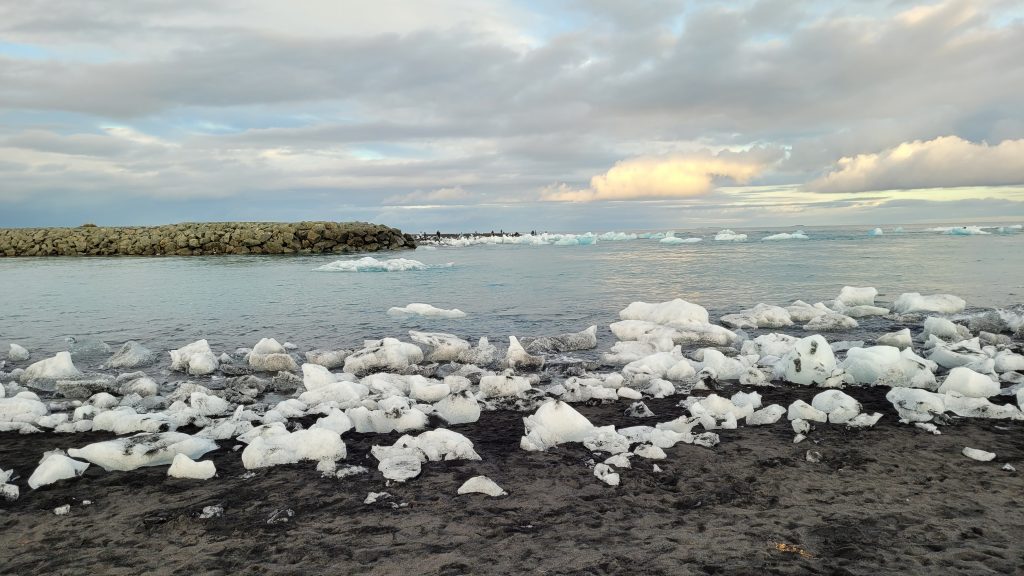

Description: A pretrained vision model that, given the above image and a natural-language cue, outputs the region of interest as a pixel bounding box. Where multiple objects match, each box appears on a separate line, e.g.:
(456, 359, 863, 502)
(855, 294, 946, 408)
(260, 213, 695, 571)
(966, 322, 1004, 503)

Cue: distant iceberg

(659, 232, 702, 244)
(638, 232, 667, 240)
(714, 229, 747, 241)
(868, 228, 883, 236)
(938, 226, 990, 236)
(598, 231, 638, 241)
(387, 303, 466, 318)
(762, 231, 808, 241)
(314, 257, 451, 272)
(435, 233, 598, 247)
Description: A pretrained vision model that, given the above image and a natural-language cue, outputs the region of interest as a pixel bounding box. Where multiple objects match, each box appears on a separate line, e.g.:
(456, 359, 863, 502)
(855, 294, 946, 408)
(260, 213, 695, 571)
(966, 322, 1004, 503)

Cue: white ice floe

(522, 326, 598, 354)
(835, 286, 878, 307)
(505, 336, 545, 371)
(804, 312, 858, 332)
(599, 231, 639, 241)
(343, 338, 423, 375)
(868, 228, 883, 236)
(893, 292, 966, 315)
(479, 372, 532, 398)
(105, 341, 155, 369)
(167, 453, 217, 480)
(241, 425, 346, 471)
(877, 328, 912, 349)
(616, 299, 736, 346)
(720, 304, 793, 329)
(937, 367, 999, 398)
(786, 301, 829, 322)
(521, 401, 595, 451)
(169, 340, 219, 376)
(659, 232, 702, 244)
(714, 229, 747, 241)
(388, 303, 467, 318)
(69, 432, 218, 472)
(409, 331, 471, 362)
(247, 338, 299, 372)
(315, 257, 450, 272)
(458, 475, 507, 497)
(8, 343, 30, 362)
(27, 450, 89, 489)
(942, 226, 990, 236)
(21, 352, 81, 382)
(962, 447, 996, 461)
(762, 231, 808, 241)
(775, 335, 837, 386)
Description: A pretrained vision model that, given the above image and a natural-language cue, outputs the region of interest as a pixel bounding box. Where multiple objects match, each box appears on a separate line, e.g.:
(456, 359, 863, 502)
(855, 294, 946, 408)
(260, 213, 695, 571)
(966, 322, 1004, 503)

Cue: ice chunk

(21, 352, 81, 383)
(944, 393, 1023, 420)
(8, 343, 30, 362)
(167, 454, 216, 480)
(28, 450, 89, 489)
(520, 401, 595, 451)
(746, 404, 786, 426)
(994, 351, 1024, 373)
(169, 340, 219, 376)
(346, 398, 428, 434)
(776, 335, 837, 386)
(305, 349, 351, 369)
(190, 392, 231, 416)
(242, 426, 346, 470)
(458, 475, 507, 496)
(247, 338, 299, 372)
(593, 463, 620, 486)
(836, 286, 877, 307)
(343, 338, 423, 375)
(0, 392, 49, 423)
(811, 390, 862, 423)
(721, 304, 793, 329)
(599, 231, 639, 241)
(506, 336, 544, 371)
(786, 300, 828, 322)
(582, 426, 631, 454)
(457, 337, 498, 365)
(92, 407, 170, 434)
(762, 231, 808, 241)
(714, 229, 747, 241)
(787, 400, 827, 422)
(842, 346, 901, 384)
(962, 447, 995, 461)
(803, 312, 857, 332)
(409, 331, 471, 362)
(311, 408, 354, 435)
(106, 341, 155, 369)
(922, 317, 968, 342)
(886, 388, 945, 422)
(938, 367, 999, 398)
(522, 326, 598, 354)
(868, 228, 884, 236)
(388, 303, 467, 318)
(659, 232, 702, 244)
(377, 454, 421, 482)
(877, 328, 912, 349)
(634, 444, 667, 459)
(408, 376, 450, 402)
(315, 257, 443, 272)
(621, 299, 709, 325)
(434, 391, 481, 425)
(1, 468, 17, 501)
(373, 429, 481, 465)
(479, 372, 532, 398)
(69, 432, 218, 471)
(893, 292, 966, 315)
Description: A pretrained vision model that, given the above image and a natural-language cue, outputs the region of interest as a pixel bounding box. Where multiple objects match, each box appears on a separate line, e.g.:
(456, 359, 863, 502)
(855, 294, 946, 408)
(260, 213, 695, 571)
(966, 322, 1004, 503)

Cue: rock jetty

(0, 222, 416, 257)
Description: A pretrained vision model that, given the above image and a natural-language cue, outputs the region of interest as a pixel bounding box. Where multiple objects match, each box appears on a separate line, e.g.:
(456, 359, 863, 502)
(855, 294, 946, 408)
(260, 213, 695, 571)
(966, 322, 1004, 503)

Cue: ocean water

(1, 225, 1022, 358)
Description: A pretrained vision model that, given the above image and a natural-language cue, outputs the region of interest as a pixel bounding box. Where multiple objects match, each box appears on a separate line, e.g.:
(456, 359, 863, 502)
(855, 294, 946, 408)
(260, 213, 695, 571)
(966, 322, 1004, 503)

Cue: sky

(1, 0, 1023, 232)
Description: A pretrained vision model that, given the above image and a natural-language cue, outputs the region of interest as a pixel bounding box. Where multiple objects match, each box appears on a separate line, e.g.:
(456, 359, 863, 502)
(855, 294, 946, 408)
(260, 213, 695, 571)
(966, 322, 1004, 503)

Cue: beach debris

(458, 476, 508, 497)
(266, 508, 294, 524)
(773, 542, 814, 559)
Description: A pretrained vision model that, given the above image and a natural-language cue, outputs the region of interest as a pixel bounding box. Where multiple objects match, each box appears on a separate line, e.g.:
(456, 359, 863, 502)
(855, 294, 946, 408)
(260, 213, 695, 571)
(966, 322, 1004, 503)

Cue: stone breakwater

(0, 222, 416, 257)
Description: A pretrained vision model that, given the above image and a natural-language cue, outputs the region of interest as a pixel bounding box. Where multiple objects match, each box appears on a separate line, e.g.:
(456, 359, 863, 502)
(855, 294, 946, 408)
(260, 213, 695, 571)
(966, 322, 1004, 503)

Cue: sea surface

(1, 225, 1022, 357)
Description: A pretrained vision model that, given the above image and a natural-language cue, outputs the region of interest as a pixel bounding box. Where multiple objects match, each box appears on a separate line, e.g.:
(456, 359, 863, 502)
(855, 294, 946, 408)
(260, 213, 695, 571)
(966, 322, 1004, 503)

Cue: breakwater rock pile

(0, 222, 416, 257)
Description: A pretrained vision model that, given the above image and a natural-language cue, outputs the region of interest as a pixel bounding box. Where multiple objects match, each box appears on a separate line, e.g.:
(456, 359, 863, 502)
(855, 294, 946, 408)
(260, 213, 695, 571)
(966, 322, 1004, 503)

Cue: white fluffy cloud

(810, 136, 1024, 193)
(541, 149, 781, 202)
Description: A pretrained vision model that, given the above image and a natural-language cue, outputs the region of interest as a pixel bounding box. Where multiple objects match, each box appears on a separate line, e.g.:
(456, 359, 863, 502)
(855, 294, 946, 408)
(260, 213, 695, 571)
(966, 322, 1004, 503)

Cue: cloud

(809, 136, 1024, 193)
(384, 185, 470, 205)
(541, 148, 781, 202)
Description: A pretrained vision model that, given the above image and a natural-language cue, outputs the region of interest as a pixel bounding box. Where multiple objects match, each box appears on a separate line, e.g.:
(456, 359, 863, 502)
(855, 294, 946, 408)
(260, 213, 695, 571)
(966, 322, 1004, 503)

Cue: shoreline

(0, 222, 416, 257)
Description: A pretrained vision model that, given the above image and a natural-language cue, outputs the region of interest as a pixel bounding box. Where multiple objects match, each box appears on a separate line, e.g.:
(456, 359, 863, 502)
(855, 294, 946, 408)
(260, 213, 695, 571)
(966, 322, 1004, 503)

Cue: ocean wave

(314, 257, 452, 272)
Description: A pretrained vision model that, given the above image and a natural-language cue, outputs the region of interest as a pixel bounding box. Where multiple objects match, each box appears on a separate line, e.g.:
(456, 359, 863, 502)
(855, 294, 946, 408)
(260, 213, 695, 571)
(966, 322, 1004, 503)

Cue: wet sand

(2, 386, 1022, 575)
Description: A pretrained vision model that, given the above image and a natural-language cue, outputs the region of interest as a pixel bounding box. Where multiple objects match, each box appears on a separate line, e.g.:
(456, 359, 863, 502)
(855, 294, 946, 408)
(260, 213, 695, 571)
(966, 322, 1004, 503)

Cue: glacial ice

(106, 341, 155, 369)
(343, 338, 423, 375)
(8, 343, 29, 362)
(877, 328, 912, 349)
(836, 286, 878, 307)
(776, 335, 837, 386)
(937, 367, 999, 398)
(922, 317, 969, 342)
(720, 304, 793, 329)
(746, 404, 786, 426)
(505, 336, 545, 371)
(409, 331, 471, 362)
(169, 340, 219, 376)
(617, 299, 736, 346)
(0, 392, 49, 423)
(520, 401, 595, 451)
(787, 400, 827, 422)
(315, 257, 443, 272)
(803, 312, 858, 332)
(305, 349, 351, 369)
(786, 301, 829, 322)
(28, 450, 90, 489)
(167, 453, 217, 480)
(458, 476, 507, 497)
(479, 372, 532, 398)
(892, 292, 966, 315)
(1, 468, 17, 501)
(659, 232, 702, 244)
(247, 338, 299, 372)
(762, 231, 808, 241)
(388, 303, 467, 318)
(21, 352, 82, 383)
(962, 447, 996, 461)
(457, 337, 498, 365)
(522, 326, 598, 354)
(593, 463, 620, 486)
(241, 425, 346, 470)
(714, 229, 747, 241)
(69, 432, 218, 472)
(598, 231, 638, 241)
(434, 391, 481, 424)
(868, 228, 883, 236)
(346, 398, 428, 434)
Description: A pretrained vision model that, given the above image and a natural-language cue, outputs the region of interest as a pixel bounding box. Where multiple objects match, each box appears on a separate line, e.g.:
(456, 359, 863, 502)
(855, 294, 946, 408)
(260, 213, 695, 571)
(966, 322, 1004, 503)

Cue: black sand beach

(3, 386, 1022, 576)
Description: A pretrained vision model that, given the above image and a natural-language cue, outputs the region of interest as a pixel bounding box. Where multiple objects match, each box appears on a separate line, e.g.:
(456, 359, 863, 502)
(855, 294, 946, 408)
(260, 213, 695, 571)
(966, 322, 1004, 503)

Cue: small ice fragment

(458, 475, 508, 497)
(364, 492, 391, 504)
(593, 463, 620, 486)
(54, 504, 71, 515)
(199, 505, 224, 519)
(962, 447, 996, 462)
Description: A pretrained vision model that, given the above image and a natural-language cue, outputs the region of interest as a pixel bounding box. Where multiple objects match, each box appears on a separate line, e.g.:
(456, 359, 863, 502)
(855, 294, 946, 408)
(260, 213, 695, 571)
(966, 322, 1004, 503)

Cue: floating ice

(169, 340, 219, 376)
(962, 447, 996, 461)
(868, 228, 883, 236)
(479, 372, 532, 398)
(659, 232, 702, 244)
(937, 367, 999, 398)
(315, 257, 450, 272)
(762, 231, 808, 241)
(922, 317, 969, 342)
(388, 303, 467, 318)
(28, 450, 89, 489)
(721, 304, 793, 329)
(343, 338, 423, 375)
(522, 326, 598, 354)
(943, 226, 990, 236)
(804, 312, 858, 332)
(893, 292, 966, 315)
(106, 341, 155, 369)
(246, 338, 298, 372)
(305, 349, 351, 369)
(836, 286, 878, 307)
(506, 336, 545, 371)
(877, 328, 912, 349)
(714, 229, 747, 241)
(21, 352, 81, 383)
(617, 299, 736, 346)
(521, 401, 595, 451)
(458, 475, 508, 497)
(776, 335, 837, 386)
(599, 231, 639, 241)
(409, 331, 471, 362)
(167, 454, 216, 480)
(69, 432, 218, 472)
(8, 344, 29, 362)
(786, 300, 829, 322)
(242, 425, 346, 470)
